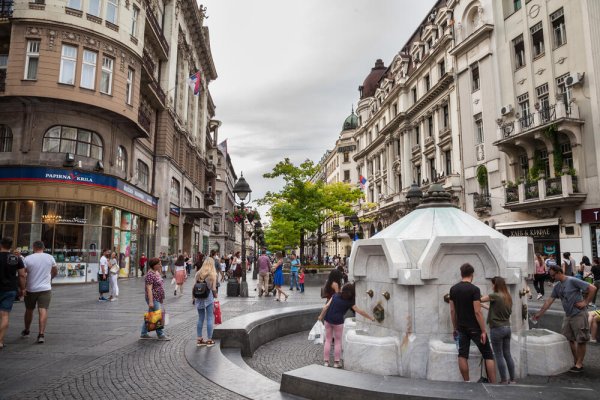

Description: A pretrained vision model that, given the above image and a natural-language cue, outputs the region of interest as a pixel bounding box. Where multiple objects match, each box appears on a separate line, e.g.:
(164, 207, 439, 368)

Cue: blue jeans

(197, 302, 214, 339)
(300, 283, 304, 293)
(141, 300, 164, 337)
(490, 326, 515, 382)
(289, 271, 299, 290)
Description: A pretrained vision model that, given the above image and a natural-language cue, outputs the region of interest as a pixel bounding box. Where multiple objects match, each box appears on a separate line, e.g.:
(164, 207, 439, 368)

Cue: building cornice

(449, 24, 494, 57)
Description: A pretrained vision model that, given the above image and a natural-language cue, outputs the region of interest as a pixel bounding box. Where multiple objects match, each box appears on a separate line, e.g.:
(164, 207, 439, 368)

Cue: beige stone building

(0, 0, 218, 281)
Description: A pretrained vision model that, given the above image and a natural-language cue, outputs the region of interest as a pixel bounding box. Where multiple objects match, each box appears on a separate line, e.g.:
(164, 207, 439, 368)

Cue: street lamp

(406, 182, 424, 210)
(349, 214, 359, 241)
(333, 223, 340, 257)
(232, 173, 252, 297)
(252, 220, 262, 280)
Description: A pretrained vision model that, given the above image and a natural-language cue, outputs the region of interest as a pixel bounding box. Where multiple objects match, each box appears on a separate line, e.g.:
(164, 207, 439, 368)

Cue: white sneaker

(536, 294, 543, 300)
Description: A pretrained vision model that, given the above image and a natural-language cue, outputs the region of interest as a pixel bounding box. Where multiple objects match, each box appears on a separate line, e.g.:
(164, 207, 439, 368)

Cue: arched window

(42, 126, 103, 160)
(170, 178, 180, 203)
(137, 160, 149, 191)
(0, 125, 12, 152)
(116, 146, 127, 173)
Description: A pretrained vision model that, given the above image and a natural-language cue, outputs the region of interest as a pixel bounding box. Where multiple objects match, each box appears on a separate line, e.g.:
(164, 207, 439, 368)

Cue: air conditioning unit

(500, 105, 513, 116)
(566, 72, 583, 87)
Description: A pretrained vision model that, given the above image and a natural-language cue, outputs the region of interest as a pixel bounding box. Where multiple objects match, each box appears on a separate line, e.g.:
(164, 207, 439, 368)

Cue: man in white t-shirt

(22, 241, 57, 344)
(98, 250, 110, 302)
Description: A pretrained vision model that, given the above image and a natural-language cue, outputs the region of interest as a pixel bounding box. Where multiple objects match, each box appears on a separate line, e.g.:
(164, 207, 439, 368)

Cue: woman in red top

(140, 258, 169, 340)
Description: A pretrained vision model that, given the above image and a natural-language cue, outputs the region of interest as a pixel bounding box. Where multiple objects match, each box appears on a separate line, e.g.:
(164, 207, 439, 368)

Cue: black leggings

(533, 273, 546, 296)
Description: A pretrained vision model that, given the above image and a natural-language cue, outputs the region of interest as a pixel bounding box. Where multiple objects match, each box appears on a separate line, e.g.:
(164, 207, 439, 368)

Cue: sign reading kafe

(499, 225, 559, 239)
(0, 166, 158, 207)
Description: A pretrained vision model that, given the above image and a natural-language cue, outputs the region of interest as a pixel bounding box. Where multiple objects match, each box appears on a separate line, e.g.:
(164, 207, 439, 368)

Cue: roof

(359, 59, 387, 99)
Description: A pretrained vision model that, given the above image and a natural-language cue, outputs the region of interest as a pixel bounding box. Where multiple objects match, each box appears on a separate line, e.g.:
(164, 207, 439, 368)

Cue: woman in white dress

(108, 252, 119, 301)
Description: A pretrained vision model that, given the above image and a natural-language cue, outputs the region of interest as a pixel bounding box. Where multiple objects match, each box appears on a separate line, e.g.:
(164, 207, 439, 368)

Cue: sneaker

(536, 294, 543, 300)
(333, 361, 342, 369)
(157, 335, 171, 341)
(37, 334, 45, 344)
(140, 334, 152, 339)
(323, 361, 330, 367)
(109, 298, 116, 302)
(99, 297, 108, 302)
(569, 366, 584, 373)
(21, 329, 30, 338)
(174, 290, 177, 296)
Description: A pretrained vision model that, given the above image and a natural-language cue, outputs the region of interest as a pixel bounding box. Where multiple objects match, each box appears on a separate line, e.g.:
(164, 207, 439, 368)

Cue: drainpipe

(451, 41, 467, 211)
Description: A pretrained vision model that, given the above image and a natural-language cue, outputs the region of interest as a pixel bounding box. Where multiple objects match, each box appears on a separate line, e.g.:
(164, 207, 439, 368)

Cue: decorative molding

(536, 68, 545, 75)
(47, 29, 57, 51)
(26, 26, 42, 36)
(556, 57, 567, 64)
(86, 13, 102, 24)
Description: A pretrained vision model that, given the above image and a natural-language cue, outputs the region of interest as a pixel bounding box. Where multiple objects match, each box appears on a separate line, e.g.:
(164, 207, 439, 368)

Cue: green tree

(260, 158, 363, 263)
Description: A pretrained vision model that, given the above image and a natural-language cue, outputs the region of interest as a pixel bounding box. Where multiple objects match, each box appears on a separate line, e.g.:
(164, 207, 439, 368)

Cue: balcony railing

(505, 186, 519, 204)
(138, 108, 151, 133)
(144, 1, 169, 58)
(545, 176, 562, 197)
(524, 181, 539, 200)
(473, 193, 491, 209)
(142, 50, 156, 77)
(503, 174, 585, 213)
(1, 0, 13, 19)
(147, 80, 166, 106)
(0, 69, 5, 92)
(204, 191, 215, 206)
(519, 113, 534, 130)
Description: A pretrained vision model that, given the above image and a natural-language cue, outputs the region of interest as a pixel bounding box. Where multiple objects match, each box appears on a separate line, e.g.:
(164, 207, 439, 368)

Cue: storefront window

(0, 201, 16, 221)
(0, 224, 15, 241)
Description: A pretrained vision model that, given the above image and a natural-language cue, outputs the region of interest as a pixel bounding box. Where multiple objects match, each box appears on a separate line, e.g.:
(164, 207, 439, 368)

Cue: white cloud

(202, 0, 437, 216)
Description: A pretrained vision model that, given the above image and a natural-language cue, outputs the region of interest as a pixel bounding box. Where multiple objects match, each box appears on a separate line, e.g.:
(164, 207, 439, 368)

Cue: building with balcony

(0, 0, 219, 281)
(352, 0, 462, 237)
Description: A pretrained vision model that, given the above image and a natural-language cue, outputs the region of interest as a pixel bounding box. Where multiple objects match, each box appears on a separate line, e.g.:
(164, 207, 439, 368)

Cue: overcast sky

(201, 0, 436, 216)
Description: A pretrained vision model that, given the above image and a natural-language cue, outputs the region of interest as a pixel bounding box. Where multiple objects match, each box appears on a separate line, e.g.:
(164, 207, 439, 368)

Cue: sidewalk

(0, 274, 324, 400)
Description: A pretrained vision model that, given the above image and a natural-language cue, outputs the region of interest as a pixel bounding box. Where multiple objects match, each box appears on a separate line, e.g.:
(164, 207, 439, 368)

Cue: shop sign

(581, 208, 600, 224)
(499, 225, 559, 239)
(0, 166, 158, 207)
(170, 204, 180, 216)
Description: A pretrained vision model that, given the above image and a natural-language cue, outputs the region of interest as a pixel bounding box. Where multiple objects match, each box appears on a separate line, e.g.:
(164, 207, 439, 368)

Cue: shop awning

(495, 218, 559, 230)
(180, 208, 212, 219)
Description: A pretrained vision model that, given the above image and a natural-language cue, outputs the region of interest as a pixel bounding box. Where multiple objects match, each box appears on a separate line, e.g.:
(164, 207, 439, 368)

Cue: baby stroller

(268, 271, 276, 296)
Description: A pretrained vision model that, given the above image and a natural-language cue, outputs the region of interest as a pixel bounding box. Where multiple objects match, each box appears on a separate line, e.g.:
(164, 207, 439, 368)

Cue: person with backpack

(0, 238, 26, 350)
(193, 257, 218, 347)
(562, 252, 576, 277)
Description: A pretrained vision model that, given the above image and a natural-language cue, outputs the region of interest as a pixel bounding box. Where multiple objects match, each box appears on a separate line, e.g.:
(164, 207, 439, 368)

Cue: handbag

(144, 309, 164, 332)
(98, 276, 109, 294)
(110, 264, 119, 274)
(213, 300, 222, 325)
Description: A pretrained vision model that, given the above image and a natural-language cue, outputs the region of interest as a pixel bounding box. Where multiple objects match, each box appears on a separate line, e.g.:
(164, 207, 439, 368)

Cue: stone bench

(212, 304, 323, 356)
(281, 365, 598, 400)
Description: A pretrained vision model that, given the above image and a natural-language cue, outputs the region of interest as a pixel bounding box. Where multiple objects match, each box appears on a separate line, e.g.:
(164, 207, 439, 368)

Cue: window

(100, 56, 113, 94)
(106, 0, 118, 24)
(24, 40, 40, 80)
(393, 103, 398, 116)
(88, 0, 101, 17)
(444, 149, 452, 175)
(429, 158, 436, 181)
(539, 149, 550, 177)
(556, 73, 572, 108)
(184, 188, 192, 207)
(215, 191, 222, 207)
(42, 126, 103, 160)
(474, 113, 484, 144)
(513, 35, 525, 70)
(137, 160, 149, 191)
(536, 83, 550, 122)
(551, 8, 566, 48)
(126, 68, 134, 105)
(131, 6, 139, 37)
(427, 115, 434, 137)
(80, 50, 97, 89)
(213, 218, 221, 232)
(411, 87, 417, 103)
(414, 126, 420, 145)
(67, 0, 82, 9)
(442, 104, 449, 128)
(519, 154, 529, 179)
(513, 0, 521, 12)
(517, 92, 531, 128)
(531, 22, 545, 58)
(343, 170, 350, 182)
(116, 145, 127, 173)
(438, 60, 445, 77)
(343, 152, 349, 163)
(194, 196, 200, 208)
(424, 75, 430, 91)
(59, 45, 77, 85)
(471, 64, 480, 91)
(561, 142, 573, 169)
(414, 165, 422, 185)
(170, 178, 180, 202)
(0, 125, 12, 152)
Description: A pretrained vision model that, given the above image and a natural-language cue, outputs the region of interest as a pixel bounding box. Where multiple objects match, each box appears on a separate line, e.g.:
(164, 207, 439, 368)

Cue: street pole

(239, 202, 248, 297)
(252, 223, 259, 280)
(317, 225, 323, 265)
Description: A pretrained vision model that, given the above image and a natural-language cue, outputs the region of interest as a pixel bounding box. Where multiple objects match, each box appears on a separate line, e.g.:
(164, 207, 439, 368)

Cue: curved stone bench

(212, 304, 323, 357)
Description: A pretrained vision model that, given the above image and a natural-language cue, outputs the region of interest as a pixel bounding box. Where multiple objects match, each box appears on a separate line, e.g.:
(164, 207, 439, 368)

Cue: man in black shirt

(0, 238, 26, 349)
(449, 263, 496, 383)
(591, 257, 600, 307)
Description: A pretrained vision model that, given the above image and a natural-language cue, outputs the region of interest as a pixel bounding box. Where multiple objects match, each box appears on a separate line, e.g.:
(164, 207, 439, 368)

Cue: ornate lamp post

(333, 223, 340, 257)
(406, 182, 424, 211)
(232, 173, 252, 297)
(252, 220, 262, 280)
(349, 214, 359, 240)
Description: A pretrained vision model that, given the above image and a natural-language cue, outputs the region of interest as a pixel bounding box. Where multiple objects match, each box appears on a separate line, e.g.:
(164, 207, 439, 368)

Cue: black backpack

(193, 279, 210, 299)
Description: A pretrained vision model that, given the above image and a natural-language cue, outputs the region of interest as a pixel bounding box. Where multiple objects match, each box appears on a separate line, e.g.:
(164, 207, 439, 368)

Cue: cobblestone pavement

(0, 274, 324, 400)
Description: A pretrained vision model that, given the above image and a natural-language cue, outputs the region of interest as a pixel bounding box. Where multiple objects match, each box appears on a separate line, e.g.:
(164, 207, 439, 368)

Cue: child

(299, 267, 305, 293)
(318, 283, 375, 368)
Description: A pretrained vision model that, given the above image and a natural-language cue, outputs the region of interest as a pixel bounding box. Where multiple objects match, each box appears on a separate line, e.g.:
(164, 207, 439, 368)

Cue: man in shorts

(0, 238, 26, 349)
(449, 263, 496, 383)
(534, 264, 597, 372)
(22, 241, 57, 344)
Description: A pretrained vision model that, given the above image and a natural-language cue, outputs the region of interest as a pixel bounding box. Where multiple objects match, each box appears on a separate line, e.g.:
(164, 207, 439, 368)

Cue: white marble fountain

(344, 184, 571, 381)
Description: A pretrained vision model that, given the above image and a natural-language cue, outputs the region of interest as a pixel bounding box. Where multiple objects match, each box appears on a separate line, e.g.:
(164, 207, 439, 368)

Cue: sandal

(204, 339, 215, 347)
(197, 338, 205, 347)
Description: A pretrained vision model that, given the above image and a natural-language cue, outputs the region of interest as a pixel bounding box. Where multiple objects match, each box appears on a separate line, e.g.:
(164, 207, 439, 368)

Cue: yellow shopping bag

(144, 309, 164, 331)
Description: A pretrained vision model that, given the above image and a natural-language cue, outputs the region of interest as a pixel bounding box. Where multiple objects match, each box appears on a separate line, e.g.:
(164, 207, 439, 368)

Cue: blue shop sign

(0, 166, 158, 207)
(169, 204, 180, 216)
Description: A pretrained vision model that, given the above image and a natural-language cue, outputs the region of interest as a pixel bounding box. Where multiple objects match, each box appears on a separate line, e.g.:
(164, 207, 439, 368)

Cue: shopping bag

(213, 301, 222, 325)
(308, 320, 325, 344)
(98, 277, 109, 294)
(144, 309, 164, 332)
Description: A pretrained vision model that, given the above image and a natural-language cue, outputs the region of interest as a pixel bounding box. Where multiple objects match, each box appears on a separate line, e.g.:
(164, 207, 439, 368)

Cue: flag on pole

(218, 139, 228, 156)
(187, 71, 202, 96)
(359, 175, 367, 190)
